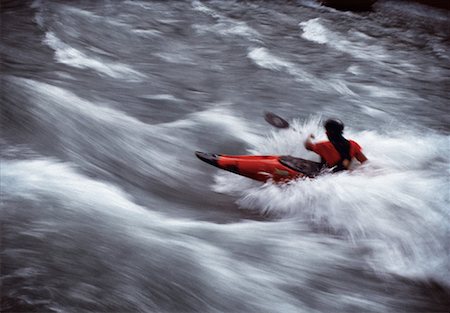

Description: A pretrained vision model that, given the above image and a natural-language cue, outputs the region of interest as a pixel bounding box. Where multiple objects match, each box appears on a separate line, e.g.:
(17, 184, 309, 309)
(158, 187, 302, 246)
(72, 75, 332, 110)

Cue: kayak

(195, 151, 323, 182)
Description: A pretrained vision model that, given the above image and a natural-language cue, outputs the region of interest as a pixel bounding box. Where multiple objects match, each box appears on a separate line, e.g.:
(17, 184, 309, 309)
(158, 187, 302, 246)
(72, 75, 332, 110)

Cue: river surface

(1, 1, 450, 312)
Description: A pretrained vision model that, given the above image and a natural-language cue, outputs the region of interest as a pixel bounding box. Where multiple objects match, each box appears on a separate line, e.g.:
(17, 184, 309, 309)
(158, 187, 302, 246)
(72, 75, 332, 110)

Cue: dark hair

(324, 119, 344, 135)
(324, 119, 350, 171)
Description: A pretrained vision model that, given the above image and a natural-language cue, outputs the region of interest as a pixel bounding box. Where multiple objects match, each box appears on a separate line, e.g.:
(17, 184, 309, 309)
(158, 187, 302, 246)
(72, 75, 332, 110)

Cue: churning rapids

(1, 1, 449, 312)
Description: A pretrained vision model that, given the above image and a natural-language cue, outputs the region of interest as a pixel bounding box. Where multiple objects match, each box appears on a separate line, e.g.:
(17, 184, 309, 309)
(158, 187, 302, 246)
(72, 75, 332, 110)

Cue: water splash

(212, 117, 450, 285)
(43, 32, 145, 81)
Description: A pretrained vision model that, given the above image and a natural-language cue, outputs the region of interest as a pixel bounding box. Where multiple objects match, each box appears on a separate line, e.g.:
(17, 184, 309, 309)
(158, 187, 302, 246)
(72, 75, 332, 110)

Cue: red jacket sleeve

(349, 140, 362, 157)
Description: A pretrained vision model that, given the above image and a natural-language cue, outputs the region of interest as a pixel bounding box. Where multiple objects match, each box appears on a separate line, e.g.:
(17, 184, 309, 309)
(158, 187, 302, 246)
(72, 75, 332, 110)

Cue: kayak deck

(278, 156, 323, 176)
(195, 151, 323, 182)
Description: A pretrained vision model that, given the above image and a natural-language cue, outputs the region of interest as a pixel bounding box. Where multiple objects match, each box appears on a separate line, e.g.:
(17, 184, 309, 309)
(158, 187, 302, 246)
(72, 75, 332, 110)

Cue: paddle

(264, 111, 290, 129)
(264, 111, 312, 139)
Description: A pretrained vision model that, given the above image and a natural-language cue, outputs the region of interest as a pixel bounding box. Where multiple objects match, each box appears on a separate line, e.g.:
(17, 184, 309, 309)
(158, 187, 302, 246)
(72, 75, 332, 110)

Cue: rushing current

(1, 0, 449, 312)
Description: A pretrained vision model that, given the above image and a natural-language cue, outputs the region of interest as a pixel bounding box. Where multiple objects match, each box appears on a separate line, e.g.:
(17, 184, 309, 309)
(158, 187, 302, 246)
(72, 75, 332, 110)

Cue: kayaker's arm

(304, 134, 315, 151)
(355, 151, 368, 163)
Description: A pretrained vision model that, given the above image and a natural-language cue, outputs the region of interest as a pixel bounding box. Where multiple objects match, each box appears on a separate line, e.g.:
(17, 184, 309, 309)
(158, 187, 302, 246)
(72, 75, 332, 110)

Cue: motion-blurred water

(1, 1, 449, 312)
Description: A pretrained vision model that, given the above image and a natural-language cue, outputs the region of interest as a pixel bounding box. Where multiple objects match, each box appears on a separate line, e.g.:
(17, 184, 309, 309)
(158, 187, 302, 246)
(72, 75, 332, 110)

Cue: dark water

(1, 1, 450, 312)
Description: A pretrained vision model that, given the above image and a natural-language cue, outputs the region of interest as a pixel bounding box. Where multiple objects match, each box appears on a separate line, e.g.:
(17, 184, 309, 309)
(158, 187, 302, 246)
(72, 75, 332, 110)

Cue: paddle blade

(264, 112, 290, 128)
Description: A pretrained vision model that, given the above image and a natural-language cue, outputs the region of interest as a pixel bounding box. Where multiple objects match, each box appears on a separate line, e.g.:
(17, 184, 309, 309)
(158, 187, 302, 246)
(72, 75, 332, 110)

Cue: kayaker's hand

(304, 134, 315, 151)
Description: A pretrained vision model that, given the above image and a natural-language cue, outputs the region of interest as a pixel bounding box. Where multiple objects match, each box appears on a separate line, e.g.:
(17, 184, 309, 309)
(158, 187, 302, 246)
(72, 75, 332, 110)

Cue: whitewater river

(1, 0, 449, 312)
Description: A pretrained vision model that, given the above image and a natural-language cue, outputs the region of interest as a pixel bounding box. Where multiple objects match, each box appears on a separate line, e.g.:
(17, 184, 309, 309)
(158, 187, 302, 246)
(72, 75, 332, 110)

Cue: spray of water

(212, 117, 450, 285)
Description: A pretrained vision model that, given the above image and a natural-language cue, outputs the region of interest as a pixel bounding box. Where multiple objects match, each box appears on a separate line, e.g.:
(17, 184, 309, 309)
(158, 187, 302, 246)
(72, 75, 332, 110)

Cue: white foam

(300, 18, 389, 61)
(59, 5, 136, 29)
(212, 117, 450, 283)
(192, 0, 221, 19)
(194, 21, 261, 41)
(12, 78, 192, 184)
(16, 77, 146, 127)
(141, 94, 183, 102)
(190, 106, 264, 148)
(154, 52, 194, 64)
(359, 105, 389, 119)
(124, 0, 154, 10)
(358, 85, 417, 100)
(248, 47, 355, 96)
(300, 18, 417, 72)
(247, 47, 291, 72)
(43, 32, 145, 81)
(61, 4, 159, 37)
(192, 1, 261, 41)
(2, 156, 392, 312)
(1, 159, 148, 216)
(12, 78, 266, 187)
(131, 29, 162, 37)
(300, 18, 329, 44)
(346, 65, 362, 75)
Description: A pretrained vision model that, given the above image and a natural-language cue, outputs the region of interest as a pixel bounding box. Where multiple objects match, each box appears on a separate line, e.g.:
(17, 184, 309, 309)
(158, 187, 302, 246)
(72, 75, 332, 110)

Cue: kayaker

(304, 119, 367, 171)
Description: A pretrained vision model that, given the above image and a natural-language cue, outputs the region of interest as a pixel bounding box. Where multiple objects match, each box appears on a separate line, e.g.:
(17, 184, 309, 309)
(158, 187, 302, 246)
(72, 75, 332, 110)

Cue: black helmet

(324, 118, 344, 134)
